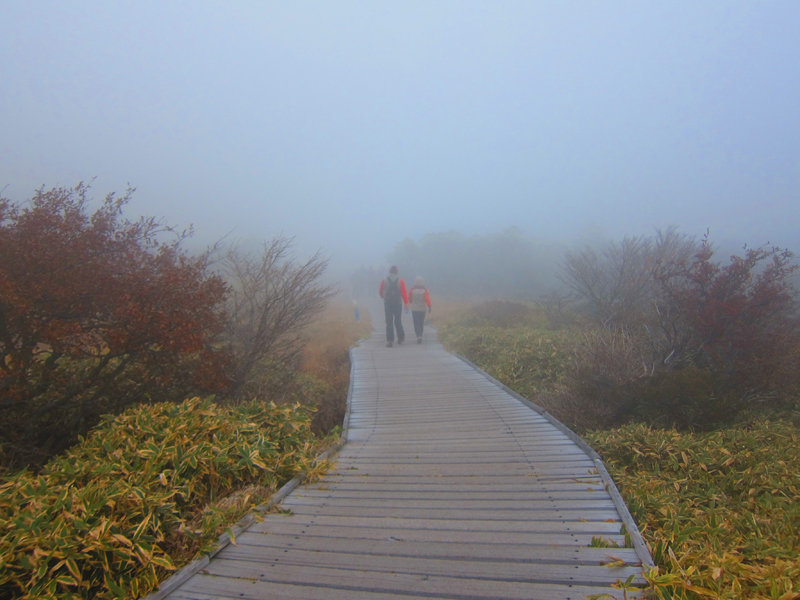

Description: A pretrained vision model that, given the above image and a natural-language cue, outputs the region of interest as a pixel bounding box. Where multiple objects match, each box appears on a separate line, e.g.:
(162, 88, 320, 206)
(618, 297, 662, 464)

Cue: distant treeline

(384, 228, 567, 299)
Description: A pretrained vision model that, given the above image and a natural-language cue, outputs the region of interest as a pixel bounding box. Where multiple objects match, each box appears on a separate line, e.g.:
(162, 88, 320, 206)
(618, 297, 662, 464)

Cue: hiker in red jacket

(408, 276, 432, 344)
(379, 265, 408, 347)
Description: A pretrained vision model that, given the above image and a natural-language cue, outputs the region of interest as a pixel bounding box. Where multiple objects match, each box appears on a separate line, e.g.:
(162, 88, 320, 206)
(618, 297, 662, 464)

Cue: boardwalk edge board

(139, 341, 364, 599)
(453, 352, 656, 569)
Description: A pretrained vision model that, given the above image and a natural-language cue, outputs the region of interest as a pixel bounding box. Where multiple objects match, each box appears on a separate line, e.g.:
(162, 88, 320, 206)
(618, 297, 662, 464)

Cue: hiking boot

(386, 341, 393, 347)
(417, 337, 422, 344)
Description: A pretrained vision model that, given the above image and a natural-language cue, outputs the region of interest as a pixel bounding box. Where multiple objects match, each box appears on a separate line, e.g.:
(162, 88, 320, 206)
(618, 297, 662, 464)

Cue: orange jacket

(379, 278, 408, 305)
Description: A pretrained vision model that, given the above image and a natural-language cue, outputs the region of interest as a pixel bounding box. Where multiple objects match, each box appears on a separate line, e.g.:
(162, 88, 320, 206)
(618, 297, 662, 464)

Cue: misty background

(2, 1, 799, 293)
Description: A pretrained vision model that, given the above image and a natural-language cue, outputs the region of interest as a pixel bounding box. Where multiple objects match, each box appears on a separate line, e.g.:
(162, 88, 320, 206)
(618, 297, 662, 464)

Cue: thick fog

(2, 2, 799, 284)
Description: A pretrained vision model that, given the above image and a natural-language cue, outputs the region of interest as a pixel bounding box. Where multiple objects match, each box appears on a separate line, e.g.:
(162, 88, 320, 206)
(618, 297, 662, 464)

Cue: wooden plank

(319, 474, 606, 485)
(340, 444, 582, 453)
(249, 513, 625, 535)
(284, 496, 617, 510)
(336, 448, 581, 457)
(344, 432, 576, 443)
(278, 506, 623, 523)
(214, 545, 644, 585)
(293, 480, 611, 500)
(231, 531, 642, 564)
(327, 465, 599, 477)
(332, 456, 595, 466)
(168, 574, 647, 600)
(244, 521, 627, 546)
(172, 564, 646, 600)
(347, 412, 551, 422)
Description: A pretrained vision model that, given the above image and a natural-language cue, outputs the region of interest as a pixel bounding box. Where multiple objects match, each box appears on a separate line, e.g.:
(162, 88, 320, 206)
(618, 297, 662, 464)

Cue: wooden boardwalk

(163, 326, 652, 600)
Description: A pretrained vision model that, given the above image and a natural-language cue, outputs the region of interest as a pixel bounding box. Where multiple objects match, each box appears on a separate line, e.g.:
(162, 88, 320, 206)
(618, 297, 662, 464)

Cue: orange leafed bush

(0, 184, 229, 469)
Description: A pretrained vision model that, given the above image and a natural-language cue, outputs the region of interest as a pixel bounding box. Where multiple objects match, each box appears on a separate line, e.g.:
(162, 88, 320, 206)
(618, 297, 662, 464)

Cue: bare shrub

(542, 327, 645, 430)
(220, 237, 337, 401)
(543, 326, 741, 431)
(537, 288, 583, 329)
(558, 226, 697, 328)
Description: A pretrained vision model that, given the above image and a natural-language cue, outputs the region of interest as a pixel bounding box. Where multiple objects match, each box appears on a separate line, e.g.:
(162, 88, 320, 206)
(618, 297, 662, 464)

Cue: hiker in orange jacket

(379, 265, 408, 347)
(408, 276, 432, 344)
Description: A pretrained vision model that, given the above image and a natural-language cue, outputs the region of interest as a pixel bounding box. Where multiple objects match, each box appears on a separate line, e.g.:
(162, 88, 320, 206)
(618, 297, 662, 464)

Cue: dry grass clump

(424, 298, 473, 329)
(536, 327, 748, 432)
(299, 301, 372, 433)
(456, 299, 546, 329)
(429, 299, 549, 330)
(540, 324, 799, 433)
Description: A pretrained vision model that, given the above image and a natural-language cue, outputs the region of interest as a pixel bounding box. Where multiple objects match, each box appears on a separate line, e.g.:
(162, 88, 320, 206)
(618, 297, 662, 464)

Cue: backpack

(384, 277, 401, 304)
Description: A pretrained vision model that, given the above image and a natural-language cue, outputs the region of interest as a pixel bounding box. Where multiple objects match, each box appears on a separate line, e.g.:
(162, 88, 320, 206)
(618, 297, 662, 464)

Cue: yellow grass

(299, 300, 372, 432)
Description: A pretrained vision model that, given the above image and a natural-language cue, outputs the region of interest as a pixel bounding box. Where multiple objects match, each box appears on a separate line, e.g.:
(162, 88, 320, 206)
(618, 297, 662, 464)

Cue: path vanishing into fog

(156, 315, 653, 600)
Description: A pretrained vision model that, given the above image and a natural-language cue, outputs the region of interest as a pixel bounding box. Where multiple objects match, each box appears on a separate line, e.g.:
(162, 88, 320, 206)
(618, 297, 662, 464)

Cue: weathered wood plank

(277, 506, 623, 523)
(327, 465, 599, 476)
(172, 564, 645, 600)
(242, 521, 627, 546)
(248, 513, 625, 534)
(214, 545, 644, 585)
(319, 474, 606, 485)
(332, 457, 595, 467)
(231, 531, 642, 564)
(284, 495, 617, 510)
(306, 486, 609, 496)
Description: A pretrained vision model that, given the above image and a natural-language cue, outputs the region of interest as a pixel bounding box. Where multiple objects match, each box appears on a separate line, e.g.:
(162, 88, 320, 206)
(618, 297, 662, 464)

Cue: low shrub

(628, 367, 739, 430)
(553, 326, 795, 432)
(0, 396, 319, 600)
(587, 421, 800, 599)
(550, 327, 744, 431)
(438, 324, 575, 400)
(546, 326, 648, 430)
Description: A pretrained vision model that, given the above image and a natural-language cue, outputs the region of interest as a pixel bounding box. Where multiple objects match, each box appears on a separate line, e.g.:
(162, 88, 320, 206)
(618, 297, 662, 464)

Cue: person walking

(379, 265, 408, 347)
(408, 276, 432, 344)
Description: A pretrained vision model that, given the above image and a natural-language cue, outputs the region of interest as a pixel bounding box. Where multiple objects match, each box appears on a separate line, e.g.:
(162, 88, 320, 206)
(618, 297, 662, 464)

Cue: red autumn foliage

(0, 184, 230, 468)
(654, 235, 799, 395)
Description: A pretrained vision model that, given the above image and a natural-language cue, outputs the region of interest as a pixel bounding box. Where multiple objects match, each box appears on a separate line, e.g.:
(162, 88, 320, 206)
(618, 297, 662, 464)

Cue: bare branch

(220, 237, 337, 400)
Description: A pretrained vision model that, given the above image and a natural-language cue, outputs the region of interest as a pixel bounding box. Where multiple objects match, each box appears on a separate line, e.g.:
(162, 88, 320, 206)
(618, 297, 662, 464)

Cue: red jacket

(379, 278, 408, 305)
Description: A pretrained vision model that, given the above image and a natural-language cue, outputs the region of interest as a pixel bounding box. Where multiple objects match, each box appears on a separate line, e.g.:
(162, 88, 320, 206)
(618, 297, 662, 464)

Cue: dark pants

(384, 302, 404, 342)
(412, 310, 426, 337)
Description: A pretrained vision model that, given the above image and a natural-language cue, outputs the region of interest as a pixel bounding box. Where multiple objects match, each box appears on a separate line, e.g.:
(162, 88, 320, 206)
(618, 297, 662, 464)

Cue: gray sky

(2, 1, 799, 270)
